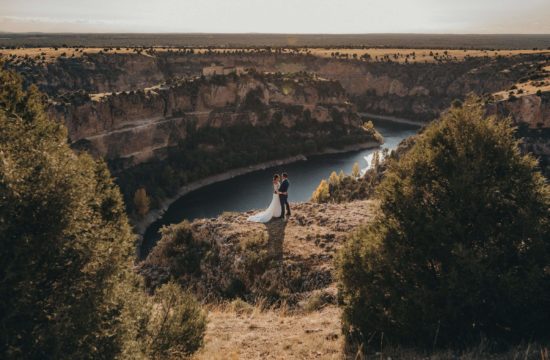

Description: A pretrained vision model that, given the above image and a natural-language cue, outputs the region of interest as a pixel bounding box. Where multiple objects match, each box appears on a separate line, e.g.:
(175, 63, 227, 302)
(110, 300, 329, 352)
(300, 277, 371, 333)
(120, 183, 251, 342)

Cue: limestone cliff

(11, 51, 546, 122)
(487, 91, 550, 174)
(50, 72, 368, 169)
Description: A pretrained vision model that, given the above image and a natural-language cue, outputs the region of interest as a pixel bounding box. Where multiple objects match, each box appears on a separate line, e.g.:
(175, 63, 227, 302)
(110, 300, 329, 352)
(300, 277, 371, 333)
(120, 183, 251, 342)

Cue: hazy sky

(1, 0, 549, 34)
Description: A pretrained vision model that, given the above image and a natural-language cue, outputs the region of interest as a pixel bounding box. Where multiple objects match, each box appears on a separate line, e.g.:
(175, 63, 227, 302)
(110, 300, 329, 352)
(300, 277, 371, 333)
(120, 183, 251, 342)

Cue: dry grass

(194, 300, 549, 359)
(304, 48, 550, 63)
(188, 201, 379, 359)
(493, 64, 550, 99)
(0, 47, 139, 62)
(1, 46, 548, 64)
(193, 303, 343, 360)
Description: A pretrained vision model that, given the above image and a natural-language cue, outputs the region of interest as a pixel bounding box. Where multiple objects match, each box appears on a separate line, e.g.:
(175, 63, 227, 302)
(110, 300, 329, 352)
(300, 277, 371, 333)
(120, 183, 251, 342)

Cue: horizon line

(1, 31, 550, 36)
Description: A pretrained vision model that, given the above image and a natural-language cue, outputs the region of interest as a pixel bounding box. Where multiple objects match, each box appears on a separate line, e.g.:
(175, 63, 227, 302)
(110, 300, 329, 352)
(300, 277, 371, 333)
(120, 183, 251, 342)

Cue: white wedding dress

(247, 182, 282, 223)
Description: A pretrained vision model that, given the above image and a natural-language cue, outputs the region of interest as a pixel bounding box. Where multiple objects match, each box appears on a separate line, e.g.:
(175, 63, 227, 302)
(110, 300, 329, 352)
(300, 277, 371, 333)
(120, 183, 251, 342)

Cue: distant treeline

(1, 33, 550, 49)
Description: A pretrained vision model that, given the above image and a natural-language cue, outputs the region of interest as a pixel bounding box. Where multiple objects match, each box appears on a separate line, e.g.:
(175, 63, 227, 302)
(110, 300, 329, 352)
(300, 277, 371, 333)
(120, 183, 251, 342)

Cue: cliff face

(12, 51, 544, 122)
(487, 92, 550, 174)
(488, 92, 550, 129)
(50, 72, 365, 168)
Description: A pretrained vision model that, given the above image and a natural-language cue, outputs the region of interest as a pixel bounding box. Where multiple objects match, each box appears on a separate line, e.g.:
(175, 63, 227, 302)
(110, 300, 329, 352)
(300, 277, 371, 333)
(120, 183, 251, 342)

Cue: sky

(0, 0, 549, 34)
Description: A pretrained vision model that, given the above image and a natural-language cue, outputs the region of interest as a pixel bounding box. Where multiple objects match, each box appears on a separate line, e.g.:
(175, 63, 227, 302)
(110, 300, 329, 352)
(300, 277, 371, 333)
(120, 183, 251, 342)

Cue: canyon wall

(6, 51, 548, 214)
(487, 91, 550, 174)
(13, 52, 545, 122)
(50, 72, 368, 169)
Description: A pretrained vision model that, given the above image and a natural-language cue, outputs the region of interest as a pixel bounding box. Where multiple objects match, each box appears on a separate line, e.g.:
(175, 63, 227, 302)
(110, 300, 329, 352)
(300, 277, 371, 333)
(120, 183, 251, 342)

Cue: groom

(277, 172, 291, 219)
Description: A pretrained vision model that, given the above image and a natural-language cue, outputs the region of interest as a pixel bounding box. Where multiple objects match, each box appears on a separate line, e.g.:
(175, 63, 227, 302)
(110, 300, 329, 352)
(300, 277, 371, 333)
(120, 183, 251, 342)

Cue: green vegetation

(0, 68, 206, 358)
(337, 97, 550, 351)
(313, 149, 390, 204)
(145, 221, 215, 278)
(147, 282, 207, 358)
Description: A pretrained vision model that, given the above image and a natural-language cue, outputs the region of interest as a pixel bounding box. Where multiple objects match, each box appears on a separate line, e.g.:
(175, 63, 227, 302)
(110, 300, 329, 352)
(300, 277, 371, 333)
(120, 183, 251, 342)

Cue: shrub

(337, 97, 550, 350)
(451, 98, 463, 108)
(147, 282, 207, 358)
(239, 233, 272, 278)
(147, 221, 212, 277)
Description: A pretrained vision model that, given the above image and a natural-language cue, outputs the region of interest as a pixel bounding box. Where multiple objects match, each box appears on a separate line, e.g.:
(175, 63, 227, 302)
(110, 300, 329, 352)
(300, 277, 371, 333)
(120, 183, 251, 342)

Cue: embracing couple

(248, 172, 291, 223)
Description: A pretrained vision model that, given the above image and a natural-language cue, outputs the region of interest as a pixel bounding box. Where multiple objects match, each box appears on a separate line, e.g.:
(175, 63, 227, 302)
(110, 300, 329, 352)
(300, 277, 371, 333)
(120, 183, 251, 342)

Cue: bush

(147, 282, 207, 358)
(337, 97, 550, 350)
(147, 221, 213, 277)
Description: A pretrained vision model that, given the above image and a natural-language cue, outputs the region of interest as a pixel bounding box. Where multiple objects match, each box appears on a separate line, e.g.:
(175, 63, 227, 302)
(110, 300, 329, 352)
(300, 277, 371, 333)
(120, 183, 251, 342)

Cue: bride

(248, 174, 282, 223)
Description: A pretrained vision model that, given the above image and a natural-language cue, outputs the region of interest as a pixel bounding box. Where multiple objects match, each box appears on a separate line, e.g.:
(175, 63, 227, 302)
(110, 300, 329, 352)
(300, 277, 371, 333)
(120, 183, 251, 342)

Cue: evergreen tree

(0, 67, 205, 358)
(338, 97, 550, 350)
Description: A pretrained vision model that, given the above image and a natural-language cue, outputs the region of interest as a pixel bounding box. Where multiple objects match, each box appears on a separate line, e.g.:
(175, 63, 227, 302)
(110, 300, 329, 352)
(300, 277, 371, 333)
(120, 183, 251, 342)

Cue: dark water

(141, 119, 420, 255)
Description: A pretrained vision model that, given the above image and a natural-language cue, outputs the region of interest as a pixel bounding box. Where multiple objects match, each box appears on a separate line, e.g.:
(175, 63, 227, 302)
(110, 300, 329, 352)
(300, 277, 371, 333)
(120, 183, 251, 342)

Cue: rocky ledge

(139, 200, 377, 307)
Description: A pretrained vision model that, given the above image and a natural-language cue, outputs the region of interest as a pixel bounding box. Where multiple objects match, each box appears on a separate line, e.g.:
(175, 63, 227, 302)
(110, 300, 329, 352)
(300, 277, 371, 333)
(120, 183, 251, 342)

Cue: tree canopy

(0, 66, 205, 358)
(337, 97, 550, 350)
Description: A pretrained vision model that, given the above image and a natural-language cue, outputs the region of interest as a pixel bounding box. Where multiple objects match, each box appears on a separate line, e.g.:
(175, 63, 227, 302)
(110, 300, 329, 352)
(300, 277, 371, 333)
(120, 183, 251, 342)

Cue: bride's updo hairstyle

(273, 174, 280, 181)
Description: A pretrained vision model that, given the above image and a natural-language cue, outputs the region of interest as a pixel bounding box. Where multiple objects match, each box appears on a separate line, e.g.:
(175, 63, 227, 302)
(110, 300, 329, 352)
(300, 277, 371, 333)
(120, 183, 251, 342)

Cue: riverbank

(133, 140, 381, 256)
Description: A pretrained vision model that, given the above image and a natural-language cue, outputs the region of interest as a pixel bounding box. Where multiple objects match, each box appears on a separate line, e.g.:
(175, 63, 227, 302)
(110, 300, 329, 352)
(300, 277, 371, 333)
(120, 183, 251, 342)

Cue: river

(141, 119, 421, 256)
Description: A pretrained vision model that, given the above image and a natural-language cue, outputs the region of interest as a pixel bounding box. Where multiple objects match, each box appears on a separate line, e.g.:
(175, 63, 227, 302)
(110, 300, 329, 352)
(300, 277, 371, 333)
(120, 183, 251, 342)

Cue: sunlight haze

(1, 0, 549, 33)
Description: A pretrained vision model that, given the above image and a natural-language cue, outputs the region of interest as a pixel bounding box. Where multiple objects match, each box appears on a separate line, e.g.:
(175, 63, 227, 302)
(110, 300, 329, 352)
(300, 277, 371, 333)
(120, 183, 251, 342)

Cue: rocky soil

(140, 200, 377, 304)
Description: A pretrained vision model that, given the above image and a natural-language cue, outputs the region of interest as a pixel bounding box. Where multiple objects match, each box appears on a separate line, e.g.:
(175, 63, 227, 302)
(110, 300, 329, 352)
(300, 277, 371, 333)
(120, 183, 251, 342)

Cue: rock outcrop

(50, 72, 367, 168)
(140, 200, 378, 305)
(487, 91, 550, 174)
(11, 51, 546, 122)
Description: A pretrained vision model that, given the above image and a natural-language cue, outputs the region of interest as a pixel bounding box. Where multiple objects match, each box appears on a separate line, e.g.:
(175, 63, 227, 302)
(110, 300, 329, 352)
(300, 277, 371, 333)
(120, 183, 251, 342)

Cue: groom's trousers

(279, 195, 291, 216)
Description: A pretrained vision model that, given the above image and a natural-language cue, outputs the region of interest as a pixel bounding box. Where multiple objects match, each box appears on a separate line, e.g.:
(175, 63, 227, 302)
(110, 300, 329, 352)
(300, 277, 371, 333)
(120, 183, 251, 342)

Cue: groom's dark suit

(278, 178, 291, 218)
